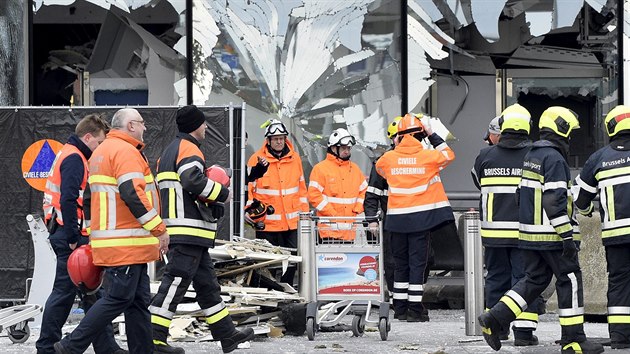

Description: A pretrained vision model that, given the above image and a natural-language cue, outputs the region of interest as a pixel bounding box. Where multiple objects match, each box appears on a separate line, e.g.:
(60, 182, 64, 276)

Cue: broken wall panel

(0, 0, 25, 106)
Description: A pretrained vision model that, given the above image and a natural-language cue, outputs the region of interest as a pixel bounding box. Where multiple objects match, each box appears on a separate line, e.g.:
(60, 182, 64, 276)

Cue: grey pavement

(0, 309, 625, 353)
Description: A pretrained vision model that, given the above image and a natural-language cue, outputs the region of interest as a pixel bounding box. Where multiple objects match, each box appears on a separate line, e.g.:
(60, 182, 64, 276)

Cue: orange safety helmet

(67, 245, 104, 294)
(396, 113, 425, 136)
(205, 165, 231, 187)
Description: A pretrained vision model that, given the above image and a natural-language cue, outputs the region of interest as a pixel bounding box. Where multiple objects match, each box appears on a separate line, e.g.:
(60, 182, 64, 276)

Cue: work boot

(514, 334, 539, 346)
(610, 333, 630, 349)
(560, 340, 604, 354)
(53, 342, 70, 354)
(407, 309, 429, 322)
(394, 311, 407, 321)
(154, 342, 185, 354)
(478, 312, 502, 351)
(220, 327, 254, 353)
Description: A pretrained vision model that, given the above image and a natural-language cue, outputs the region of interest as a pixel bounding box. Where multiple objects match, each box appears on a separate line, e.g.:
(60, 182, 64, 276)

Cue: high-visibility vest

(247, 140, 308, 231)
(43, 143, 88, 235)
(88, 130, 165, 266)
(308, 154, 367, 240)
(375, 134, 455, 233)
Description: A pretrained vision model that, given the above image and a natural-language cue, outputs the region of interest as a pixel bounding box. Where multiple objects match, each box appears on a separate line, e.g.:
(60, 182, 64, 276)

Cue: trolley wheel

(306, 317, 316, 341)
(351, 315, 365, 337)
(8, 323, 30, 344)
(378, 317, 389, 341)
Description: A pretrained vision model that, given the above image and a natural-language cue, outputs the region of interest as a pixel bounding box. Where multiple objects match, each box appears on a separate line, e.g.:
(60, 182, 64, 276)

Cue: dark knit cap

(176, 105, 206, 133)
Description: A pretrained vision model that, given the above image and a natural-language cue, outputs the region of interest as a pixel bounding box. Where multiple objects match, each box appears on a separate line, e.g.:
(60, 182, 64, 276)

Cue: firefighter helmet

(244, 198, 275, 230)
(499, 103, 531, 134)
(327, 128, 356, 147)
(396, 113, 425, 136)
(539, 106, 580, 138)
(387, 116, 403, 139)
(604, 105, 630, 137)
(205, 165, 231, 187)
(67, 245, 104, 294)
(263, 119, 288, 137)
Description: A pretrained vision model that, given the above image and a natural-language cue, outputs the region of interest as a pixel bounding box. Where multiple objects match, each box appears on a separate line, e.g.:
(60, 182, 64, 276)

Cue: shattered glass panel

(194, 0, 402, 173)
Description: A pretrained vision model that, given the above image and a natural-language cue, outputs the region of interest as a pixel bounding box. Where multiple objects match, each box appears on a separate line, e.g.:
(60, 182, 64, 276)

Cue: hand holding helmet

(67, 245, 104, 295)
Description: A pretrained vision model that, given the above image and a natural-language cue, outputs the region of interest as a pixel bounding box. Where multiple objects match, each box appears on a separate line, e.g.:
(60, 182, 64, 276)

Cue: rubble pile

(148, 237, 305, 342)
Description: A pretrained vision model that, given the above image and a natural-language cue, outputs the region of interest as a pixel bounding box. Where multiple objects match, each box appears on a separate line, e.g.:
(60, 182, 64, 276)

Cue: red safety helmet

(67, 245, 103, 294)
(205, 165, 231, 187)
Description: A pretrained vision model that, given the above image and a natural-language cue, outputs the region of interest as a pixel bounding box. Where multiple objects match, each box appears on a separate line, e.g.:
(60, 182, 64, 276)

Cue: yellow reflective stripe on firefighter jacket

(375, 133, 455, 233)
(43, 139, 88, 236)
(156, 133, 229, 248)
(247, 139, 308, 231)
(308, 153, 367, 240)
(574, 136, 630, 246)
(88, 130, 165, 266)
(518, 140, 580, 250)
(471, 135, 531, 247)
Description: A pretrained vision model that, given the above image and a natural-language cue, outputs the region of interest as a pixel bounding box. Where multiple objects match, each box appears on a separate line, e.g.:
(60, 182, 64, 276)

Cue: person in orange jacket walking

(54, 108, 169, 354)
(308, 128, 367, 241)
(38, 114, 126, 354)
(375, 113, 455, 322)
(246, 119, 308, 285)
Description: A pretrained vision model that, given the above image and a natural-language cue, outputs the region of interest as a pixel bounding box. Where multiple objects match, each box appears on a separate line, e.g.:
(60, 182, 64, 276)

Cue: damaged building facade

(0, 0, 623, 197)
(0, 0, 627, 310)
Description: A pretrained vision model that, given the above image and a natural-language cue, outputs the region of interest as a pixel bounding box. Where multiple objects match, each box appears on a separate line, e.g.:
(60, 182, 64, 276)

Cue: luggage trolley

(299, 213, 390, 341)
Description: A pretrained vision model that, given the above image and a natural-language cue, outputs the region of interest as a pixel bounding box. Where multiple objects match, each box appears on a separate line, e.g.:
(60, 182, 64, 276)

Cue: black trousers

(60, 264, 153, 354)
(36, 227, 119, 354)
(256, 229, 297, 285)
(484, 246, 540, 336)
(391, 230, 431, 315)
(605, 244, 630, 342)
(150, 244, 234, 343)
(491, 248, 586, 345)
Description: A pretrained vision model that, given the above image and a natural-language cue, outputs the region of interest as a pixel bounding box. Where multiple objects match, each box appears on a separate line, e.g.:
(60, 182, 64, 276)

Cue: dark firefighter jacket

(471, 133, 531, 247)
(574, 134, 630, 246)
(364, 151, 389, 219)
(518, 140, 580, 250)
(156, 133, 230, 248)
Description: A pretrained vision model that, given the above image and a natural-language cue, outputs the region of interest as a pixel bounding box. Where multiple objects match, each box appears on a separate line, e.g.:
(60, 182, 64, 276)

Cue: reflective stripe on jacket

(518, 141, 580, 250)
(375, 133, 455, 233)
(43, 141, 88, 236)
(88, 130, 166, 266)
(574, 135, 630, 246)
(308, 153, 367, 240)
(156, 133, 228, 248)
(247, 139, 308, 231)
(471, 134, 531, 247)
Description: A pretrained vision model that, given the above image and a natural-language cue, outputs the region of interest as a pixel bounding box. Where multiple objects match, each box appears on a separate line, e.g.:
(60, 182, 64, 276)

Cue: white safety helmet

(327, 128, 356, 147)
(264, 119, 289, 137)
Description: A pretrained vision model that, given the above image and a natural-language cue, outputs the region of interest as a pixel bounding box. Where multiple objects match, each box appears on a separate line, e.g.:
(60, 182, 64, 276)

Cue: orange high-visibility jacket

(247, 139, 308, 231)
(308, 153, 367, 240)
(375, 134, 455, 233)
(88, 130, 166, 266)
(43, 143, 88, 235)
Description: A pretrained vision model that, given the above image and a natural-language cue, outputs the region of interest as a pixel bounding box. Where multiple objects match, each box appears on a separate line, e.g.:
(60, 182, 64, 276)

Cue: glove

(210, 202, 225, 219)
(421, 116, 433, 136)
(561, 238, 578, 259)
